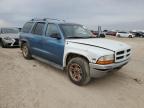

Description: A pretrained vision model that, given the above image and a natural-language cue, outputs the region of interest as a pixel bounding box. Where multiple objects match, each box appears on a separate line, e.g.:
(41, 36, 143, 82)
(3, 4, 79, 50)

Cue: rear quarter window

(22, 22, 34, 33)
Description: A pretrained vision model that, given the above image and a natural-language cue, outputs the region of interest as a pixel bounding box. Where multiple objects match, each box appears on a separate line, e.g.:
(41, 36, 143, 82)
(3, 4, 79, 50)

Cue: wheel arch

(64, 53, 90, 68)
(20, 39, 30, 50)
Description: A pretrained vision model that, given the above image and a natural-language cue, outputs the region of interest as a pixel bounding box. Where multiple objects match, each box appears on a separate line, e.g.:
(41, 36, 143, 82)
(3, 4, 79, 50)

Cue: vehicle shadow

(32, 58, 66, 76)
(30, 58, 133, 87)
(0, 45, 20, 49)
(18, 50, 135, 88)
(86, 70, 137, 88)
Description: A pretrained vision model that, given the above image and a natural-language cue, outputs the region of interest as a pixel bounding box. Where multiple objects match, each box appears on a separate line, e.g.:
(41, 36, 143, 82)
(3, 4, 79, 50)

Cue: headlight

(4, 37, 12, 40)
(96, 55, 114, 65)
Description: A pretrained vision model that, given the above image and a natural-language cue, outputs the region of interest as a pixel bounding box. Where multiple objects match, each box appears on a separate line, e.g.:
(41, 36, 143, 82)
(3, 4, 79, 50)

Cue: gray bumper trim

(89, 59, 129, 78)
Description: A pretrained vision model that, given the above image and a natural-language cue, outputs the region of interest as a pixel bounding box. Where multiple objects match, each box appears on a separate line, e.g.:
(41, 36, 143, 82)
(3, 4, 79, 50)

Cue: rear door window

(32, 22, 45, 35)
(22, 22, 34, 33)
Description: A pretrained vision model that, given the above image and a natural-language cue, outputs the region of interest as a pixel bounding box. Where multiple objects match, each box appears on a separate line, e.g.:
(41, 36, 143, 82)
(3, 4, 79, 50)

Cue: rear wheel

(67, 57, 91, 86)
(21, 43, 32, 59)
(117, 34, 121, 37)
(129, 35, 132, 38)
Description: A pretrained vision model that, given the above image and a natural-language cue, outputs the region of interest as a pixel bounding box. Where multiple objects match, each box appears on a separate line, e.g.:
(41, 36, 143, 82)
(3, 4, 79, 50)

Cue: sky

(0, 0, 144, 30)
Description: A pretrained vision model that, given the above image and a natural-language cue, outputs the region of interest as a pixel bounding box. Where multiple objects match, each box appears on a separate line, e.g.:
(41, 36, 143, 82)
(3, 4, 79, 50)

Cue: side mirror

(50, 33, 61, 39)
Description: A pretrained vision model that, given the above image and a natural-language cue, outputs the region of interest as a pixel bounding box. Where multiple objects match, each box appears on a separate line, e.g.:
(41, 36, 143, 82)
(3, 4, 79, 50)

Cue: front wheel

(1, 40, 6, 48)
(21, 43, 32, 59)
(66, 57, 91, 86)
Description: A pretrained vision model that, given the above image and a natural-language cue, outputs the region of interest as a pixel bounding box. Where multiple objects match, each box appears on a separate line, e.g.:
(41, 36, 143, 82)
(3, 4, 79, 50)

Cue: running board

(32, 55, 63, 70)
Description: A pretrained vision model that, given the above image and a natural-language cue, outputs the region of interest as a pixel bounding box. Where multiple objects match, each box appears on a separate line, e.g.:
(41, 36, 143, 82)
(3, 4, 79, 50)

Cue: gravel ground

(0, 37, 144, 108)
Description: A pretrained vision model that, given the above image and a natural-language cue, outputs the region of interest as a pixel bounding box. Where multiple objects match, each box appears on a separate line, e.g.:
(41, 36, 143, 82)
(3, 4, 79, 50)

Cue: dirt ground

(0, 37, 144, 108)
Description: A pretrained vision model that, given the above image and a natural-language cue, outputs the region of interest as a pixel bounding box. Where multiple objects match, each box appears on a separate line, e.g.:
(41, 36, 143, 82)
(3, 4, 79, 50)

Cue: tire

(129, 35, 132, 38)
(1, 40, 6, 48)
(100, 34, 105, 38)
(21, 43, 32, 59)
(66, 57, 91, 86)
(117, 34, 121, 37)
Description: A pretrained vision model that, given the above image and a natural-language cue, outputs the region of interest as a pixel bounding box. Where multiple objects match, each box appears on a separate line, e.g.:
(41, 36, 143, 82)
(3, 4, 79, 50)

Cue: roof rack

(31, 18, 66, 22)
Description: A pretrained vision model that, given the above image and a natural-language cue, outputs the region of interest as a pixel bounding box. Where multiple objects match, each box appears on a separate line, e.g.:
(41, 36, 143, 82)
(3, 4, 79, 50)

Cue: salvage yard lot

(0, 37, 144, 108)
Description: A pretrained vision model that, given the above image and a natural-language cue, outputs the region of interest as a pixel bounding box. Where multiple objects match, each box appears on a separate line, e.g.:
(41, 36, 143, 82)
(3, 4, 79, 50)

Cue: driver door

(41, 23, 64, 66)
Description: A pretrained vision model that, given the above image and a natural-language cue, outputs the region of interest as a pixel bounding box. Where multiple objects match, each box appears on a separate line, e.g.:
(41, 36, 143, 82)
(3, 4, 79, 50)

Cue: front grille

(126, 54, 130, 57)
(127, 49, 131, 52)
(116, 51, 124, 55)
(116, 56, 124, 60)
(115, 49, 131, 62)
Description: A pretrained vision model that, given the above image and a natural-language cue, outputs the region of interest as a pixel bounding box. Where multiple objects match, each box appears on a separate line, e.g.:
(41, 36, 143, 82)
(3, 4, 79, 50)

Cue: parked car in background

(116, 31, 134, 38)
(131, 31, 144, 38)
(20, 18, 131, 85)
(99, 33, 105, 38)
(91, 30, 98, 36)
(139, 32, 144, 38)
(0, 28, 20, 48)
(106, 31, 117, 36)
(103, 30, 108, 35)
(91, 30, 105, 38)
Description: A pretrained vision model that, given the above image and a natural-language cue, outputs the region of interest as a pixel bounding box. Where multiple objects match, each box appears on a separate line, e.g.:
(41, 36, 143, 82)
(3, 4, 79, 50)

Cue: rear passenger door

(30, 22, 46, 57)
(20, 22, 34, 47)
(41, 23, 64, 66)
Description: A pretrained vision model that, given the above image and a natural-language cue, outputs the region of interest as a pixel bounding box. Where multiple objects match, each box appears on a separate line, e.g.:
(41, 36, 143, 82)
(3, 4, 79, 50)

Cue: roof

(30, 18, 66, 24)
(29, 18, 81, 25)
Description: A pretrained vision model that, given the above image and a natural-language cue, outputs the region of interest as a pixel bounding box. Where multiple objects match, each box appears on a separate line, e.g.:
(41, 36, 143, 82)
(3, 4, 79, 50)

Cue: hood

(0, 33, 19, 39)
(66, 38, 130, 51)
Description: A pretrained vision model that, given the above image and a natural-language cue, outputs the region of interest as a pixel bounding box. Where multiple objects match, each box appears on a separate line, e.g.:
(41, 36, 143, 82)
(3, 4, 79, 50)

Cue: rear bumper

(89, 59, 129, 78)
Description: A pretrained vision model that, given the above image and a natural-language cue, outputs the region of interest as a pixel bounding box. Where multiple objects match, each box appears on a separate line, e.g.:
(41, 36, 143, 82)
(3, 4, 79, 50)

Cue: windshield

(1, 28, 19, 34)
(59, 24, 93, 38)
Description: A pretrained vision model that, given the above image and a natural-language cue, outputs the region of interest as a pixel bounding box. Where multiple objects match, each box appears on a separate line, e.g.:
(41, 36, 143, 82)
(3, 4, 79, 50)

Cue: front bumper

(89, 59, 129, 78)
(3, 38, 19, 47)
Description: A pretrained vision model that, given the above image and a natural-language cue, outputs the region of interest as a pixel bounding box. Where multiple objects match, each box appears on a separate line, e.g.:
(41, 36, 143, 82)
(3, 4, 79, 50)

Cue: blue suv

(20, 18, 131, 85)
